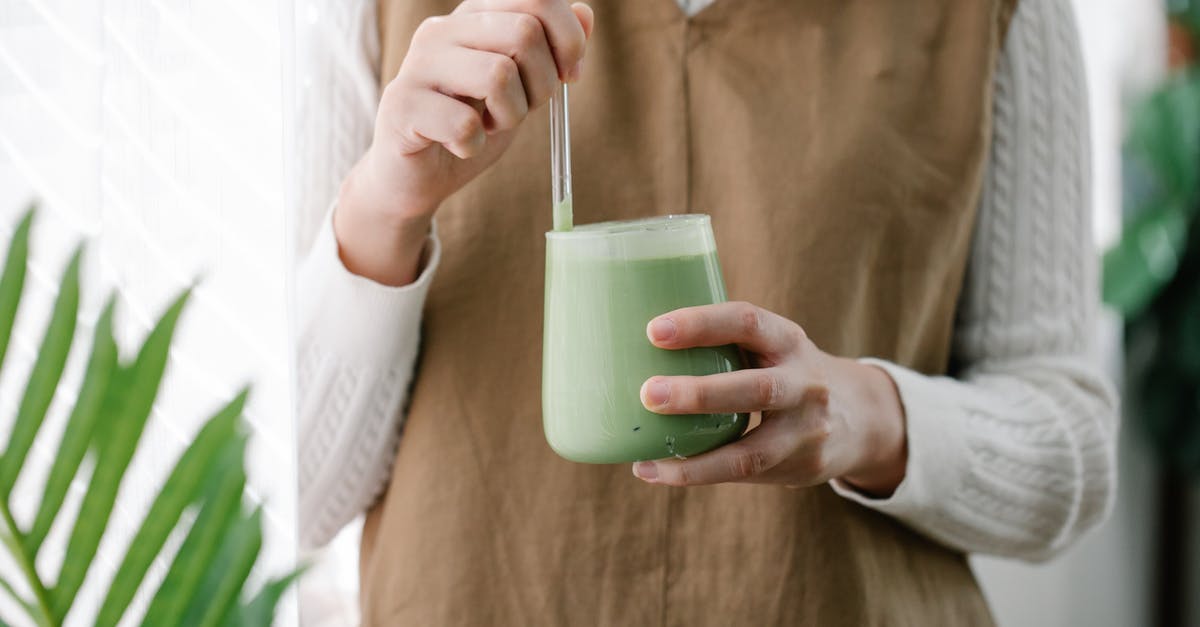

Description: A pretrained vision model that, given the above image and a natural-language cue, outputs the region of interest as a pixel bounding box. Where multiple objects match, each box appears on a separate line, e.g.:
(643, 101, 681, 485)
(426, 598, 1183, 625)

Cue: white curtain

(0, 1, 295, 625)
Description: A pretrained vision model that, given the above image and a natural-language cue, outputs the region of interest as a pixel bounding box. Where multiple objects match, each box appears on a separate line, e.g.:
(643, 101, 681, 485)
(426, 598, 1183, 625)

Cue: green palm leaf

(0, 577, 41, 627)
(50, 289, 190, 622)
(184, 508, 264, 627)
(24, 296, 119, 555)
(0, 210, 295, 626)
(0, 245, 82, 502)
(0, 207, 33, 373)
(140, 437, 248, 626)
(93, 388, 249, 627)
(228, 570, 303, 627)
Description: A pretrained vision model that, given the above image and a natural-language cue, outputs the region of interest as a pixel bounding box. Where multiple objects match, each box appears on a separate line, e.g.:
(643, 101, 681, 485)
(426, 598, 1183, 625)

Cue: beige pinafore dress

(361, 0, 1018, 624)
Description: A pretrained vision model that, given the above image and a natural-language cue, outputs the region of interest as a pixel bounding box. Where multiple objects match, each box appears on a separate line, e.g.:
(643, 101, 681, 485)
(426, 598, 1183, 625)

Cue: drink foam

(545, 214, 717, 260)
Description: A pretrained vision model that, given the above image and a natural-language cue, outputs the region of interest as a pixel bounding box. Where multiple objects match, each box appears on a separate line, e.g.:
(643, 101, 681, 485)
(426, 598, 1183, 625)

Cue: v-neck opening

(657, 0, 731, 22)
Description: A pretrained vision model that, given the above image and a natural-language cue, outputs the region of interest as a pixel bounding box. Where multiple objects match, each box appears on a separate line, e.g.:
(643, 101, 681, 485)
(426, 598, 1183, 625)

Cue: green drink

(543, 215, 748, 463)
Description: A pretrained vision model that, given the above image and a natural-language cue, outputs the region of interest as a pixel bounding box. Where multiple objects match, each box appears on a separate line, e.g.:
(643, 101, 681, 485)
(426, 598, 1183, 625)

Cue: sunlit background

(0, 1, 296, 625)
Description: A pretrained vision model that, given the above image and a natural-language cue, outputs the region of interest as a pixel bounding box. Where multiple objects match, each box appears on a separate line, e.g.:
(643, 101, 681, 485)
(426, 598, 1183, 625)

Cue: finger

(647, 301, 803, 359)
(384, 89, 486, 158)
(443, 12, 559, 108)
(641, 368, 823, 414)
(633, 416, 801, 487)
(454, 0, 588, 81)
(566, 3, 593, 80)
(409, 47, 528, 133)
(571, 2, 595, 40)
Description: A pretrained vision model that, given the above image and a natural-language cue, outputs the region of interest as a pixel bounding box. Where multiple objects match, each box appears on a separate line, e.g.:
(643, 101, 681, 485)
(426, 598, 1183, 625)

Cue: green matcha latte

(543, 215, 748, 463)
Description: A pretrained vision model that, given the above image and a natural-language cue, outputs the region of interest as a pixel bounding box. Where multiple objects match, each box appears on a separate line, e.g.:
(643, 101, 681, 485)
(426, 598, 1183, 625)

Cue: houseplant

(0, 207, 295, 626)
(1101, 5, 1199, 626)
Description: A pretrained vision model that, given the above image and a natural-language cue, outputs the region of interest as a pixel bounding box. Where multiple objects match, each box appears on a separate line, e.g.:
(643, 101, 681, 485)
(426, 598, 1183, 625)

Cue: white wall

(971, 1, 1167, 626)
(0, 1, 295, 624)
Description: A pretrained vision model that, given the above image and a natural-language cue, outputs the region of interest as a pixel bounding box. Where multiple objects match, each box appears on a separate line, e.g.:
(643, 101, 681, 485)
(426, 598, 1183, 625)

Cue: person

(295, 0, 1118, 623)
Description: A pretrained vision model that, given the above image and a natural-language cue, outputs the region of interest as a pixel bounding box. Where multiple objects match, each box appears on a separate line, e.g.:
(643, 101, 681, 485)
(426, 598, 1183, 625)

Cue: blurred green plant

(1102, 9, 1200, 473)
(0, 207, 297, 626)
(1167, 0, 1200, 37)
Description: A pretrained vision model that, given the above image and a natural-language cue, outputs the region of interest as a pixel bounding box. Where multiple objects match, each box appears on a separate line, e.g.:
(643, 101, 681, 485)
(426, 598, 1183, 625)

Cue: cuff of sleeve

(829, 359, 970, 521)
(297, 205, 441, 368)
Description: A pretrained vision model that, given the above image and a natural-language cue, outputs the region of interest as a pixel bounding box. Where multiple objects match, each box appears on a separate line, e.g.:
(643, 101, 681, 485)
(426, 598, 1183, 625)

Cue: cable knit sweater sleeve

(832, 0, 1117, 560)
(295, 0, 1118, 557)
(293, 0, 444, 550)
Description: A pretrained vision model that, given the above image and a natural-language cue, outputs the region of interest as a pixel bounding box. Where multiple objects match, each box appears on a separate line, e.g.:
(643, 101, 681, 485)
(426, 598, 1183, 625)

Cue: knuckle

(808, 413, 833, 446)
(396, 53, 426, 82)
(737, 302, 762, 338)
(378, 79, 404, 109)
(394, 121, 424, 153)
(755, 372, 781, 408)
(381, 92, 423, 149)
(815, 420, 833, 446)
(671, 464, 693, 486)
(785, 324, 806, 351)
(513, 14, 543, 50)
(451, 111, 482, 142)
(688, 380, 706, 411)
(496, 109, 524, 131)
(488, 57, 518, 94)
(803, 381, 831, 410)
(559, 34, 584, 61)
(729, 448, 769, 479)
(413, 16, 445, 44)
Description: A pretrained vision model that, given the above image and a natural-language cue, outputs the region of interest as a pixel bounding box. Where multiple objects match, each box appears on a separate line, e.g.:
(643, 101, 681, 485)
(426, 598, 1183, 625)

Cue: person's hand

(631, 302, 909, 496)
(335, 0, 595, 286)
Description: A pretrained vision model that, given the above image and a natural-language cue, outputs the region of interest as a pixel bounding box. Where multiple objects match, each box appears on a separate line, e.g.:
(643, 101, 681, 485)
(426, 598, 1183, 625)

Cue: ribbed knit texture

(294, 0, 1118, 560)
(832, 0, 1117, 560)
(293, 0, 418, 551)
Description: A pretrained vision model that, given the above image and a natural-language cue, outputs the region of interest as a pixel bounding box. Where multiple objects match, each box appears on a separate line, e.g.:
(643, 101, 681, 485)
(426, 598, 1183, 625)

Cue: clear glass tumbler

(542, 215, 748, 463)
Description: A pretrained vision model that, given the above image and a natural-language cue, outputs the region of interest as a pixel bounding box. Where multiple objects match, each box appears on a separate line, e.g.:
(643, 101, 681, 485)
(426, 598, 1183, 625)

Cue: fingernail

(647, 318, 676, 342)
(642, 380, 670, 408)
(633, 461, 658, 480)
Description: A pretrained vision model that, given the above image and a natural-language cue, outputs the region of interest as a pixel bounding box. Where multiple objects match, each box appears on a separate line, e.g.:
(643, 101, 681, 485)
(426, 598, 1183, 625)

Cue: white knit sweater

(294, 0, 1119, 559)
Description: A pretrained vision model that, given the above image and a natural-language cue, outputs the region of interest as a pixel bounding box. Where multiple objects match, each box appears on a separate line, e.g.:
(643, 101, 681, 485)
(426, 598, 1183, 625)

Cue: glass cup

(542, 214, 748, 463)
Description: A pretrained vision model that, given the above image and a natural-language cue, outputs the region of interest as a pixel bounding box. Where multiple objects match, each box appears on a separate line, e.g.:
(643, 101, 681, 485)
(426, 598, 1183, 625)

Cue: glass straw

(550, 83, 573, 231)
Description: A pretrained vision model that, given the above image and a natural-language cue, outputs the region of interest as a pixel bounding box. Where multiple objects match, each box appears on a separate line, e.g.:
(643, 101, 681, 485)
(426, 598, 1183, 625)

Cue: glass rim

(544, 214, 710, 239)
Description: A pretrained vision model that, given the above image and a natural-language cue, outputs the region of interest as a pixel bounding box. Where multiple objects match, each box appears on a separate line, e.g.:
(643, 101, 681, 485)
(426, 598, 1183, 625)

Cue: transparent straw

(550, 83, 573, 231)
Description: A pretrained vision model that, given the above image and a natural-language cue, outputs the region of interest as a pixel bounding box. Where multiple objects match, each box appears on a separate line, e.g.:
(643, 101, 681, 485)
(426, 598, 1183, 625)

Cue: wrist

(334, 163, 434, 286)
(836, 359, 908, 496)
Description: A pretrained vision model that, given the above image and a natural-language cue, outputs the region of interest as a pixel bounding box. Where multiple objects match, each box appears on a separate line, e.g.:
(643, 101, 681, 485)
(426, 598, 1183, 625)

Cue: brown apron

(361, 0, 1018, 624)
